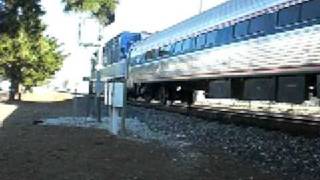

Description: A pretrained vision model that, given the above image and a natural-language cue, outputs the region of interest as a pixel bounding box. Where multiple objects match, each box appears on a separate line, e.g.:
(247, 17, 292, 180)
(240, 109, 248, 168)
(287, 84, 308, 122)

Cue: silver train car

(127, 0, 320, 104)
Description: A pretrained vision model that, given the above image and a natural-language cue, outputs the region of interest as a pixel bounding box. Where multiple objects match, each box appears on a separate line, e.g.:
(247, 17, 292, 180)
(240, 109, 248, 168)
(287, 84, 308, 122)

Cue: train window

(120, 47, 126, 59)
(170, 43, 176, 55)
(216, 26, 234, 45)
(145, 50, 153, 61)
(106, 48, 111, 64)
(129, 57, 134, 65)
(249, 13, 276, 34)
(206, 30, 217, 47)
(182, 38, 195, 52)
(234, 20, 249, 38)
(301, 0, 320, 21)
(196, 33, 206, 49)
(182, 39, 189, 52)
(191, 37, 197, 50)
(278, 5, 300, 27)
(139, 54, 146, 64)
(102, 47, 107, 65)
(133, 54, 143, 64)
(130, 56, 139, 65)
(173, 41, 183, 55)
(159, 45, 171, 57)
(110, 50, 114, 64)
(153, 49, 159, 59)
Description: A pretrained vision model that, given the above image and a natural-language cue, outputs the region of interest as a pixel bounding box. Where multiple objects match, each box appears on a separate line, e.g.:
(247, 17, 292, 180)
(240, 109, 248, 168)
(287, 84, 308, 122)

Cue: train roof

(131, 0, 301, 55)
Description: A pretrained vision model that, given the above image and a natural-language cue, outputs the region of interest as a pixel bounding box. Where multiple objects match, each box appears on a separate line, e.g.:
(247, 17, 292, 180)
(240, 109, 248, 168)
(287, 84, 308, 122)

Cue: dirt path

(0, 96, 280, 180)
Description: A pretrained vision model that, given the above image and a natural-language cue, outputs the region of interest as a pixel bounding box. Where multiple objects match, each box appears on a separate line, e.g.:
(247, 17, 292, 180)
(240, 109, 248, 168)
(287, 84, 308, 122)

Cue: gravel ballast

(126, 106, 320, 179)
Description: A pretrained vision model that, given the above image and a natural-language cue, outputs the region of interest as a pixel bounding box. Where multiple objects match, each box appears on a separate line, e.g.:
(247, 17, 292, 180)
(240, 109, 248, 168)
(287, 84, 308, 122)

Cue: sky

(41, 0, 227, 92)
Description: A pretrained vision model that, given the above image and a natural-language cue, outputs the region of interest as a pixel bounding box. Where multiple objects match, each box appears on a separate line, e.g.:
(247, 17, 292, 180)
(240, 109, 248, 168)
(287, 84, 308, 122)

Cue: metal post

(108, 81, 112, 118)
(119, 79, 126, 135)
(96, 70, 102, 122)
(86, 81, 93, 117)
(105, 81, 109, 116)
(77, 16, 103, 121)
(73, 88, 78, 119)
(112, 107, 121, 134)
(199, 0, 203, 14)
(121, 58, 129, 135)
(97, 94, 101, 122)
(95, 45, 104, 122)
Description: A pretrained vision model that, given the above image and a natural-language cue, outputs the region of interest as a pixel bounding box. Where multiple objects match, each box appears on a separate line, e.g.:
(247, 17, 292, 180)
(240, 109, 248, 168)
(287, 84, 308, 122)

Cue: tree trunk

(9, 79, 20, 101)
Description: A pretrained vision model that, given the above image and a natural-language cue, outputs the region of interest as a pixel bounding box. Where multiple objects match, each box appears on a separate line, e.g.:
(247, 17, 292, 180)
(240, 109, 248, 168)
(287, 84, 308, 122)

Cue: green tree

(0, 29, 64, 100)
(1, 0, 45, 37)
(62, 0, 116, 26)
(0, 0, 65, 100)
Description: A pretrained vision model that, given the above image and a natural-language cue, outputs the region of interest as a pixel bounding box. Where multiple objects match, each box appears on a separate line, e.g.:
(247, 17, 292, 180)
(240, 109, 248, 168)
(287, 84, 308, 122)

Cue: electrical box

(96, 81, 104, 95)
(95, 72, 104, 95)
(112, 82, 124, 108)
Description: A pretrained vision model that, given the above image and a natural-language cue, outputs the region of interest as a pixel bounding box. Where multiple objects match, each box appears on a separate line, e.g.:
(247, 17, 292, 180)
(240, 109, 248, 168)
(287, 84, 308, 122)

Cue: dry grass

(1, 91, 73, 125)
(21, 91, 73, 102)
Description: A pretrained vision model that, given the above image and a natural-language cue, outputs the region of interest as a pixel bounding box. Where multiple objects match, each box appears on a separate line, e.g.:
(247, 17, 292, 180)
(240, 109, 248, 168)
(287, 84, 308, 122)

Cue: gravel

(39, 99, 320, 179)
(125, 105, 320, 179)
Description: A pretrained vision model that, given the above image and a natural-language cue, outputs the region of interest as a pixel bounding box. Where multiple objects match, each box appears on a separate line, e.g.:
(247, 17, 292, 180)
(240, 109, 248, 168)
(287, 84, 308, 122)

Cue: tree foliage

(0, 0, 65, 100)
(0, 29, 64, 89)
(62, 0, 117, 26)
(0, 0, 45, 37)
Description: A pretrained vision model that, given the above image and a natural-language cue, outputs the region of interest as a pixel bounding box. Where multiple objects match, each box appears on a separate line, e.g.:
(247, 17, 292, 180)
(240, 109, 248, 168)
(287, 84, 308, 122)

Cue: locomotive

(102, 0, 320, 105)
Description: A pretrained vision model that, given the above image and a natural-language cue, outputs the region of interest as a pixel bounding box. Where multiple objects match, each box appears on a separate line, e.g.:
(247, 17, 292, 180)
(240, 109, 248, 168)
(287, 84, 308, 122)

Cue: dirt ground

(0, 93, 280, 180)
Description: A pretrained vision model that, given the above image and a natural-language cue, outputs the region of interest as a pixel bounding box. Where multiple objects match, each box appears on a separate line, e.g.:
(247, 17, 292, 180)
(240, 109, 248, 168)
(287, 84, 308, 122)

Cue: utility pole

(199, 0, 203, 14)
(78, 16, 103, 122)
(95, 35, 104, 122)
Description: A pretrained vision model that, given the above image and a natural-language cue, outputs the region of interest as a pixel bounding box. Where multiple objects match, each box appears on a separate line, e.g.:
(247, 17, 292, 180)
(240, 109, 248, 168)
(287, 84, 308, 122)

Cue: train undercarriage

(129, 73, 320, 106)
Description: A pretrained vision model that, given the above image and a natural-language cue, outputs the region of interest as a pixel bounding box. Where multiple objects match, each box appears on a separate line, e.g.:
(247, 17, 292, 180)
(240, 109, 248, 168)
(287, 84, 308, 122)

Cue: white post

(110, 82, 125, 134)
(112, 107, 120, 134)
(199, 0, 203, 14)
(77, 16, 104, 122)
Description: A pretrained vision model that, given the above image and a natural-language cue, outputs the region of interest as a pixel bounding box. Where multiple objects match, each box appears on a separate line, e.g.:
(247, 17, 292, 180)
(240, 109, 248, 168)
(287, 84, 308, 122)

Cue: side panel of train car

(207, 80, 231, 99)
(128, 0, 320, 104)
(277, 76, 307, 104)
(243, 78, 276, 101)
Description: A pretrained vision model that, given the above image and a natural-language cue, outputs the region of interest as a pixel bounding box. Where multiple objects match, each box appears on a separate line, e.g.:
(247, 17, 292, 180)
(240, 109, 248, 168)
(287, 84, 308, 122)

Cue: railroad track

(128, 100, 320, 136)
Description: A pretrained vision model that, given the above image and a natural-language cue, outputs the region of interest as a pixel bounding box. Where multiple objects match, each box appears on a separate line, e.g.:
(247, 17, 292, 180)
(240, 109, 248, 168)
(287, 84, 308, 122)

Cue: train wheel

(182, 90, 194, 107)
(159, 86, 168, 105)
(139, 85, 153, 102)
(143, 93, 153, 103)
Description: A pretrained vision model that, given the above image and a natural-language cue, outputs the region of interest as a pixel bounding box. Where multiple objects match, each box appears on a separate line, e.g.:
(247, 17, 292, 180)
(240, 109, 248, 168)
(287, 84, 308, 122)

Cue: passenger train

(102, 0, 320, 105)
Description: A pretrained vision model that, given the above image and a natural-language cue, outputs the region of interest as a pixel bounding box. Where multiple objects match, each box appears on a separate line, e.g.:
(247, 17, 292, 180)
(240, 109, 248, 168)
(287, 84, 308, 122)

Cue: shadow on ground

(3, 99, 74, 126)
(0, 95, 280, 180)
(0, 97, 190, 180)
